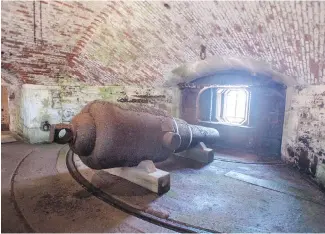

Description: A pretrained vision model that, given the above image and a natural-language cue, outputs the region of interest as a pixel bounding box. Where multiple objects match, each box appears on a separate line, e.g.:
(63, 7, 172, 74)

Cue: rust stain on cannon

(50, 100, 220, 170)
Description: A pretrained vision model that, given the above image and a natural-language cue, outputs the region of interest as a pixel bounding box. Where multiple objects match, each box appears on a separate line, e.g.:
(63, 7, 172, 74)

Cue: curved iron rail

(66, 149, 218, 233)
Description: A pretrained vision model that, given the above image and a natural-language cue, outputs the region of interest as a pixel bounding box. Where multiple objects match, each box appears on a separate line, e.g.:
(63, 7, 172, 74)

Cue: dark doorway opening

(1, 86, 10, 131)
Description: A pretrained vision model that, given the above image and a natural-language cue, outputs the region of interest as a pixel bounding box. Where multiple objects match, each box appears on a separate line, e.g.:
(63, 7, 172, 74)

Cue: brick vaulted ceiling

(1, 1, 325, 86)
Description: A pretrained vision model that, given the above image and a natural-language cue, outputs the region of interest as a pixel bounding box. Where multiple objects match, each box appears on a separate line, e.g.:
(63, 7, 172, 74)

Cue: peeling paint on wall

(282, 85, 325, 188)
(19, 83, 180, 143)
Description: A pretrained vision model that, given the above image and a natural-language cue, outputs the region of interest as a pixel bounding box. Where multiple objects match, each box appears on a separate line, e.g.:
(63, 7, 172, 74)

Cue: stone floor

(2, 140, 325, 232)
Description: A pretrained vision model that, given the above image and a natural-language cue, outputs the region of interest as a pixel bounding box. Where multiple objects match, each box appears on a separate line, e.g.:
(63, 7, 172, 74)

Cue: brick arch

(165, 56, 297, 87)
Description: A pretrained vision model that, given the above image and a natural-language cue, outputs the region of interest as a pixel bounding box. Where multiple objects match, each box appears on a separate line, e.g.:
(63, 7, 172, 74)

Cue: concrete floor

(2, 141, 325, 232)
(1, 142, 172, 233)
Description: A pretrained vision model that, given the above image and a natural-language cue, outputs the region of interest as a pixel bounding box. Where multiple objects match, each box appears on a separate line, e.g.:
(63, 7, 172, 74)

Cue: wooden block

(105, 160, 170, 195)
(177, 142, 214, 164)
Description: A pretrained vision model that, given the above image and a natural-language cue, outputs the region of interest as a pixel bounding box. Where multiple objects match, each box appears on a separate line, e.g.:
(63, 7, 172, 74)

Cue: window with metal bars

(198, 87, 250, 126)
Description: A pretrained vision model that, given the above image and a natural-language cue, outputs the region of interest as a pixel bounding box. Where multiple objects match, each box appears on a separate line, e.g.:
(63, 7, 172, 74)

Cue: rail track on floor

(66, 149, 218, 233)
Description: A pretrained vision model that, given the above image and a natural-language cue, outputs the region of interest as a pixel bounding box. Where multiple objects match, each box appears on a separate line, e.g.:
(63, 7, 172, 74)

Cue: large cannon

(50, 100, 219, 170)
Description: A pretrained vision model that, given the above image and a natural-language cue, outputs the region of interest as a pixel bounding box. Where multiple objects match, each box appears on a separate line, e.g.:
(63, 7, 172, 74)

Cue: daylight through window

(216, 88, 249, 125)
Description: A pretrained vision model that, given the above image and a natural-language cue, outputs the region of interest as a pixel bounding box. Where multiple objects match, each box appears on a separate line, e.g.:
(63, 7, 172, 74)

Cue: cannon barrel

(50, 101, 219, 169)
